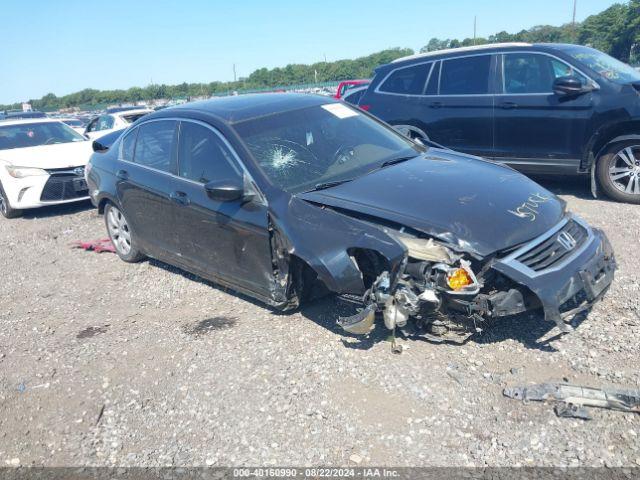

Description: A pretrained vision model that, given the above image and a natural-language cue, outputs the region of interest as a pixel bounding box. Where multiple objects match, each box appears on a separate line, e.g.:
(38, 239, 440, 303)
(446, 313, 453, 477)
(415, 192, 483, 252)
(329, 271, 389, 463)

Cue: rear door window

(379, 63, 430, 95)
(133, 120, 178, 173)
(440, 55, 491, 95)
(177, 121, 240, 183)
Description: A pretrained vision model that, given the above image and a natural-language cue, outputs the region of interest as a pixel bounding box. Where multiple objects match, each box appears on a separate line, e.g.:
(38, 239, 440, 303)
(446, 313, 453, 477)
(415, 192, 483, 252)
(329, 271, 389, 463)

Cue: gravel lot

(0, 177, 638, 468)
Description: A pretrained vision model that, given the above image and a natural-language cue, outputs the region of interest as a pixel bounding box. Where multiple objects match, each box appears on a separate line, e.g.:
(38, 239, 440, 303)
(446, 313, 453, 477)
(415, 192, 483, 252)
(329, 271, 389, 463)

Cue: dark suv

(358, 42, 640, 203)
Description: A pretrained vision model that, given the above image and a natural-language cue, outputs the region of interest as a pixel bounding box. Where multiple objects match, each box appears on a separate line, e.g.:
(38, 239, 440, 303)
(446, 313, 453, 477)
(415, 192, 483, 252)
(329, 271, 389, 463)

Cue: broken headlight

(436, 260, 480, 295)
(391, 232, 457, 264)
(447, 267, 474, 291)
(388, 231, 480, 295)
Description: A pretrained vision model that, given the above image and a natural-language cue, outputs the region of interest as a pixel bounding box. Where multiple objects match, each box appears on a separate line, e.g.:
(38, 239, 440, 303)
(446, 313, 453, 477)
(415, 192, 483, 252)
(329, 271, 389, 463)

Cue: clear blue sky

(0, 0, 619, 104)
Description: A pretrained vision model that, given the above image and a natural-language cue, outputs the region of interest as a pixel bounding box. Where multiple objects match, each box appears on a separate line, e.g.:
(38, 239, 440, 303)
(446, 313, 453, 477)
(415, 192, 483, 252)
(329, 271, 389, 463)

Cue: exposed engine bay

(335, 217, 616, 344)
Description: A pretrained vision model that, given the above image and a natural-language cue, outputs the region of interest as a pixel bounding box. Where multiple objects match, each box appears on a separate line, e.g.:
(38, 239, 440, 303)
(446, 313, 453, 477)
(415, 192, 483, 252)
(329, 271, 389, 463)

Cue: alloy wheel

(609, 146, 640, 195)
(106, 206, 132, 255)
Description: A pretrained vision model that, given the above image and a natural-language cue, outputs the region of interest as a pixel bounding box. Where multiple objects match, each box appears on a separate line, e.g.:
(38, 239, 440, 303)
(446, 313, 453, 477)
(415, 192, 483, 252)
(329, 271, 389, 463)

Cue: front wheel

(104, 203, 145, 262)
(0, 182, 22, 219)
(596, 141, 640, 204)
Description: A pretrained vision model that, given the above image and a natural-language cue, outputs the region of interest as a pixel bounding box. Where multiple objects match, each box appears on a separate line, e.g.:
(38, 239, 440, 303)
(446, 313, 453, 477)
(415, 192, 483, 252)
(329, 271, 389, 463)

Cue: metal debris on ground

(71, 238, 116, 253)
(504, 383, 640, 420)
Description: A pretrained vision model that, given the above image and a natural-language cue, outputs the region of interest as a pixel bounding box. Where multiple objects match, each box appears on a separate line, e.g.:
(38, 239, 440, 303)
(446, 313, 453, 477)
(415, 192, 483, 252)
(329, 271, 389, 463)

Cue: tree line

(3, 1, 639, 112)
(0, 48, 413, 112)
(420, 0, 640, 63)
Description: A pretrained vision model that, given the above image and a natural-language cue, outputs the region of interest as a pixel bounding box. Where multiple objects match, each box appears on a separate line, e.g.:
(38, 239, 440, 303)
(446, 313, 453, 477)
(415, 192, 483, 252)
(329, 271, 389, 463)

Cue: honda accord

(86, 94, 616, 341)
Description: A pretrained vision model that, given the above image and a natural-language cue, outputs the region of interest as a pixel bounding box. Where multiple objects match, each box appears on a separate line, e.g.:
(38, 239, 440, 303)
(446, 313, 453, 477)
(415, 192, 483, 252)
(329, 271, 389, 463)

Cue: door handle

(170, 191, 190, 206)
(499, 101, 518, 109)
(116, 169, 129, 180)
(429, 101, 443, 109)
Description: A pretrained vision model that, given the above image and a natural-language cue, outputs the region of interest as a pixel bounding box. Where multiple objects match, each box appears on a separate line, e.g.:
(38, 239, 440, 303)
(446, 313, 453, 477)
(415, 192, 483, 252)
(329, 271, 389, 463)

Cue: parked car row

(84, 107, 154, 140)
(349, 42, 640, 204)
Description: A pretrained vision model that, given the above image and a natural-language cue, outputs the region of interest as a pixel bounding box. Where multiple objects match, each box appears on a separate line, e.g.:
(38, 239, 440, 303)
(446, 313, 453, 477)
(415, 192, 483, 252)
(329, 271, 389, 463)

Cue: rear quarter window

(121, 128, 138, 161)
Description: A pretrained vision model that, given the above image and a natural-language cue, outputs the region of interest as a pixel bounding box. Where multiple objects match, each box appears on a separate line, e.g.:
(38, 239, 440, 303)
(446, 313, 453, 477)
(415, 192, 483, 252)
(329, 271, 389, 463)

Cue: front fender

(268, 194, 406, 295)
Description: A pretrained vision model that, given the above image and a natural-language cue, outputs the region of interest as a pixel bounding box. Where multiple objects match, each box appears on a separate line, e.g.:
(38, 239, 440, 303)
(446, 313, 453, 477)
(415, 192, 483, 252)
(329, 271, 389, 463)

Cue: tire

(104, 202, 146, 262)
(0, 182, 23, 219)
(596, 140, 640, 204)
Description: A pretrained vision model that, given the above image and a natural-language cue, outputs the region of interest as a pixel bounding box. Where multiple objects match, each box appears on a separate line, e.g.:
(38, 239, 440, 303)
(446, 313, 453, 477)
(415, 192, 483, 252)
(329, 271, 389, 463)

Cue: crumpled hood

(297, 149, 565, 256)
(0, 141, 93, 169)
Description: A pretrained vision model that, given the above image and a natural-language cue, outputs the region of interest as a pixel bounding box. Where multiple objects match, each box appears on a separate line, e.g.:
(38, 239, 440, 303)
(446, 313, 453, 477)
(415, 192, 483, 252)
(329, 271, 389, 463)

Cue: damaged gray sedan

(87, 94, 616, 341)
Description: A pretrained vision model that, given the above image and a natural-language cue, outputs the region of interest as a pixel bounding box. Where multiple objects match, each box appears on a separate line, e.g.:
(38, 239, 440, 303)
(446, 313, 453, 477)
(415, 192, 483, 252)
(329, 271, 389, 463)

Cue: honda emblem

(557, 231, 577, 251)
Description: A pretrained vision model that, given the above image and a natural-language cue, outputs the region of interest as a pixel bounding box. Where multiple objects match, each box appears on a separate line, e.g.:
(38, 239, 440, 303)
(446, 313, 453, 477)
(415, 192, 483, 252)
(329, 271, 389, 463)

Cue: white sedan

(0, 118, 93, 218)
(84, 108, 152, 140)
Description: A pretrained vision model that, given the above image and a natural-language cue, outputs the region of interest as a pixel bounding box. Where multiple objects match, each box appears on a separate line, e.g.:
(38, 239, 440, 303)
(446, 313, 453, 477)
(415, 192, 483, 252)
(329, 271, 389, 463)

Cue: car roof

(167, 93, 338, 124)
(0, 118, 64, 127)
(391, 42, 533, 64)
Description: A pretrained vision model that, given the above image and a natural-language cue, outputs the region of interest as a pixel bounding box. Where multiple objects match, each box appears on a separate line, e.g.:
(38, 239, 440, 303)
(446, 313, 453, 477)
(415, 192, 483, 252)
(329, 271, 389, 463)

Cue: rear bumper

(493, 216, 615, 331)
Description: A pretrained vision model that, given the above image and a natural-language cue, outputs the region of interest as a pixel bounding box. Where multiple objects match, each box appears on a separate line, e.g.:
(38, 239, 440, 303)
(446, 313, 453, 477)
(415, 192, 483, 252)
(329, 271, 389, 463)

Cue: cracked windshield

(234, 103, 423, 193)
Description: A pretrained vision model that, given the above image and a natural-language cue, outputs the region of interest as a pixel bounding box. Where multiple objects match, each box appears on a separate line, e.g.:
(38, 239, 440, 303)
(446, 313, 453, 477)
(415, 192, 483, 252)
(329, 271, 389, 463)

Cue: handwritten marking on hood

(508, 193, 551, 222)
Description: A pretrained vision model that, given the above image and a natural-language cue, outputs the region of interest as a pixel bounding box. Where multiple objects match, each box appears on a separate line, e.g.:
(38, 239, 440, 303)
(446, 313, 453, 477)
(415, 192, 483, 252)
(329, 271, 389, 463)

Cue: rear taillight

(359, 105, 371, 111)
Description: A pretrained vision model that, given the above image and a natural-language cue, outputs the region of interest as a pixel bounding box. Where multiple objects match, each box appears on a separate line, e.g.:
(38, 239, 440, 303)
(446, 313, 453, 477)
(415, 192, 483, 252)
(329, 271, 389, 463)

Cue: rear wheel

(104, 203, 145, 262)
(596, 141, 640, 204)
(0, 182, 23, 219)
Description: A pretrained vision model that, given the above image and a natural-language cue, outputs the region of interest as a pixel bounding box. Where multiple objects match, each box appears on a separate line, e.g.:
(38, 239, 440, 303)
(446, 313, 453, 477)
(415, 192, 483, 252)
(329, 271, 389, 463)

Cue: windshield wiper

(308, 178, 355, 192)
(380, 155, 418, 168)
(305, 155, 419, 193)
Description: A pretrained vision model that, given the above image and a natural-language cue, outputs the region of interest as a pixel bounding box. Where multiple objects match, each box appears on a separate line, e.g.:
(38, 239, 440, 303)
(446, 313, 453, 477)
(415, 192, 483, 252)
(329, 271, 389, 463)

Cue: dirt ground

(0, 176, 638, 468)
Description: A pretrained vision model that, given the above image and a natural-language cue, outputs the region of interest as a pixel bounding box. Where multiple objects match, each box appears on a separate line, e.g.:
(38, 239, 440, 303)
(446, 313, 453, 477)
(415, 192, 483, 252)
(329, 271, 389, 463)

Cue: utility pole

(572, 0, 577, 25)
(473, 15, 477, 45)
(233, 64, 237, 83)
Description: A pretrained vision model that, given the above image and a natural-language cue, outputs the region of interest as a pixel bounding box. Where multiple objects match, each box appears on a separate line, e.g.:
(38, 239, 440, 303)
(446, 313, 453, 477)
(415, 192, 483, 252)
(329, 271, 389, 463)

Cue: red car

(334, 79, 370, 99)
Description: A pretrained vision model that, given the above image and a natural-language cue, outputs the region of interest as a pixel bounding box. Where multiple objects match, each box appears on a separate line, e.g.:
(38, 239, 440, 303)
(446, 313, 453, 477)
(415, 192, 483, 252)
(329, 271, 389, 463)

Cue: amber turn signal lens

(447, 268, 473, 291)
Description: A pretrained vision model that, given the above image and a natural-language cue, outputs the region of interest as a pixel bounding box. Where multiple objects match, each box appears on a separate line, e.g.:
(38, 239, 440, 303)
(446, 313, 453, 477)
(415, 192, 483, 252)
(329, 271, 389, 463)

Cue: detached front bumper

(492, 215, 615, 332)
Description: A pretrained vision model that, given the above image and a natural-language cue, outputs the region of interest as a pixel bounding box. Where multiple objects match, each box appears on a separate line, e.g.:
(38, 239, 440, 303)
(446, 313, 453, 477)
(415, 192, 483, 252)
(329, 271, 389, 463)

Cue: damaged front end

(337, 214, 616, 343)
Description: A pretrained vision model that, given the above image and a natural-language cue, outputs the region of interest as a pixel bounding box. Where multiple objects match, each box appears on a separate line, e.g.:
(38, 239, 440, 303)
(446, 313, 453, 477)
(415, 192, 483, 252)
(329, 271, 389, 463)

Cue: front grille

(515, 220, 588, 272)
(40, 168, 88, 201)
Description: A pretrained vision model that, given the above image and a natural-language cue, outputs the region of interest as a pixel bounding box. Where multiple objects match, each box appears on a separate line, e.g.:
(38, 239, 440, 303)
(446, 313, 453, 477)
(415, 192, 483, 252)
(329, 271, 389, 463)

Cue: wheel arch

(96, 193, 119, 214)
(287, 247, 392, 306)
(585, 120, 640, 170)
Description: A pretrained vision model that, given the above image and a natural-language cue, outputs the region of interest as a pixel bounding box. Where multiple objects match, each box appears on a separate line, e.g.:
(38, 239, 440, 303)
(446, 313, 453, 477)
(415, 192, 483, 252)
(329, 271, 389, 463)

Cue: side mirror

(553, 75, 588, 96)
(92, 139, 109, 152)
(204, 179, 244, 202)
